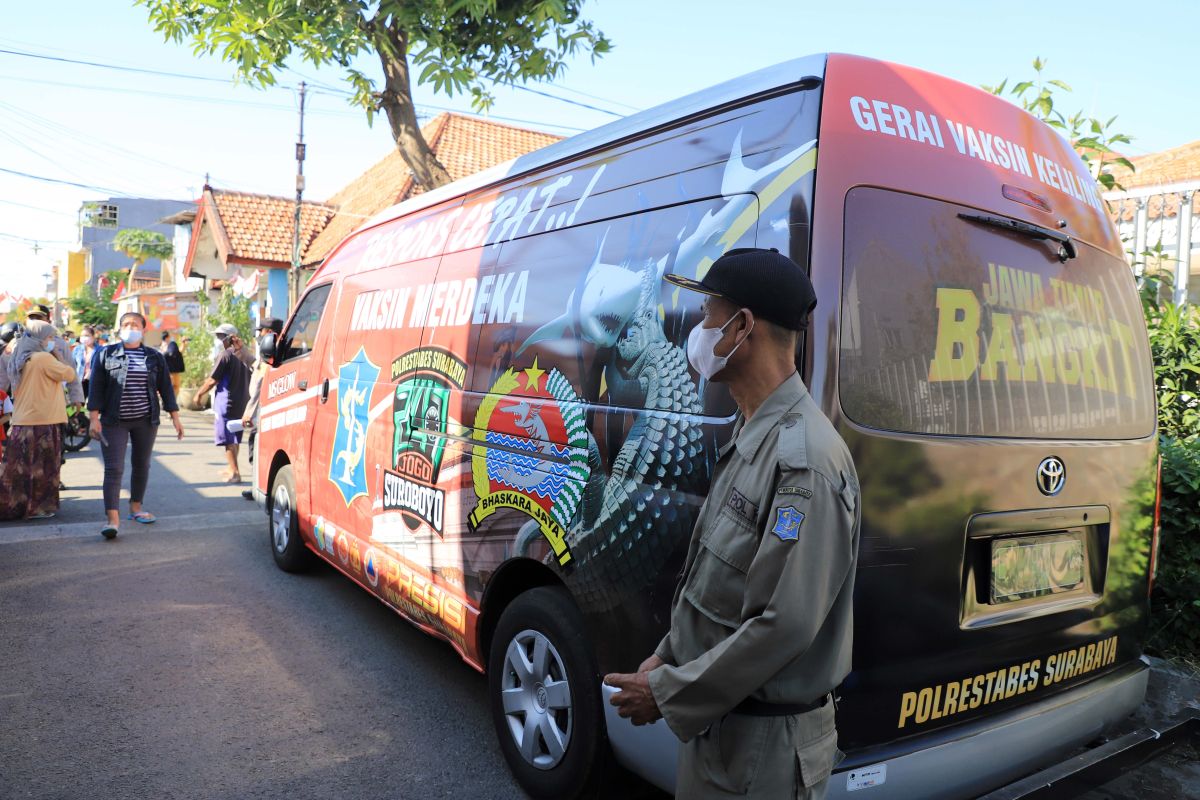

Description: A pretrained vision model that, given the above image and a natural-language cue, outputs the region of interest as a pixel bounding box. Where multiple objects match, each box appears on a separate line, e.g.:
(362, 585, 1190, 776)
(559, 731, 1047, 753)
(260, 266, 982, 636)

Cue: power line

(0, 231, 75, 245)
(0, 45, 253, 87)
(512, 83, 623, 117)
(0, 199, 76, 217)
(0, 166, 135, 195)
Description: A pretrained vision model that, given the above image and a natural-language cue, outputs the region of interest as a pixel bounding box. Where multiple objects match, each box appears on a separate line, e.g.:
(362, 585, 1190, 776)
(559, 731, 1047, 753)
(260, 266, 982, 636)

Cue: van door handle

(298, 379, 308, 390)
(320, 378, 330, 403)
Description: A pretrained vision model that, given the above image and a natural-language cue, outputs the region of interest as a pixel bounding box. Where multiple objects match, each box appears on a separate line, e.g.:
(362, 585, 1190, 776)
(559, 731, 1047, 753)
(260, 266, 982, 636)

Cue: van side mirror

(258, 332, 279, 366)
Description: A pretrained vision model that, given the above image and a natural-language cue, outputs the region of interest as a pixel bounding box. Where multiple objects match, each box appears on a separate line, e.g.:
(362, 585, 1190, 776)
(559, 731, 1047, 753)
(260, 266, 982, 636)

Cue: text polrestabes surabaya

(896, 635, 1118, 729)
(847, 96, 1106, 214)
(350, 271, 529, 332)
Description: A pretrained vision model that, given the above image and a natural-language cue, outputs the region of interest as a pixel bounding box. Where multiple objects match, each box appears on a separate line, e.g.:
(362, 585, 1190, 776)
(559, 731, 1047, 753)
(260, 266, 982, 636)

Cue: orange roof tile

(209, 190, 335, 266)
(306, 113, 562, 263)
(1108, 140, 1200, 223)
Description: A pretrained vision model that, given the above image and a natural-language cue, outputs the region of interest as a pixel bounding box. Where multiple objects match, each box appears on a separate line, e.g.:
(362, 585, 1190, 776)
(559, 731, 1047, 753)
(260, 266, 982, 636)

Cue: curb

(0, 508, 264, 546)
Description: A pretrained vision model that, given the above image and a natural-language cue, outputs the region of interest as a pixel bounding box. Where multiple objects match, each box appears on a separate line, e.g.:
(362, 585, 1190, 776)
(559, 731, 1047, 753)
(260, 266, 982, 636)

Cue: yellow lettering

(929, 288, 981, 381)
(943, 681, 961, 716)
(979, 312, 1022, 381)
(899, 692, 918, 728)
(915, 688, 934, 724)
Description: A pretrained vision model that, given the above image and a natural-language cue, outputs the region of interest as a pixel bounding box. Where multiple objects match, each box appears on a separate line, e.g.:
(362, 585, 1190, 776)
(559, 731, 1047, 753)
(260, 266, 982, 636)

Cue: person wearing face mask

(73, 325, 99, 398)
(0, 321, 78, 520)
(8, 305, 84, 407)
(87, 312, 184, 539)
(604, 248, 861, 800)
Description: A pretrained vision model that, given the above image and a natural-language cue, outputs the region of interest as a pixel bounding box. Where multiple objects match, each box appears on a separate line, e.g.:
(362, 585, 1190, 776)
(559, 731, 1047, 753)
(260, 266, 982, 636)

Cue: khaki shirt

(648, 373, 860, 742)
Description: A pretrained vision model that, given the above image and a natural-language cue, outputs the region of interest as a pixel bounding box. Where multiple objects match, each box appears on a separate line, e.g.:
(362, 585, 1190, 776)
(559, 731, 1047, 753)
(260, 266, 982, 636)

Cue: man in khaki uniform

(605, 248, 860, 799)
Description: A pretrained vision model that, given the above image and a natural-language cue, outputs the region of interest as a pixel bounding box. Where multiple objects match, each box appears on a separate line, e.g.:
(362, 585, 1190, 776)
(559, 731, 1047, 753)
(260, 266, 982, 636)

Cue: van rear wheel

(269, 465, 312, 573)
(488, 586, 605, 799)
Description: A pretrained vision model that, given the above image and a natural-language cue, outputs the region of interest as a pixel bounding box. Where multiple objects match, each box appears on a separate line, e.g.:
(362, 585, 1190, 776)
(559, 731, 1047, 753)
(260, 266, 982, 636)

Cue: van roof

(355, 54, 828, 233)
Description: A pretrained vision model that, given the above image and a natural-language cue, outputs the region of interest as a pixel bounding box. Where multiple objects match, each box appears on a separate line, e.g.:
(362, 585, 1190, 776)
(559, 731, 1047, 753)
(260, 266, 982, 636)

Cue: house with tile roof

(1104, 140, 1199, 305)
(177, 112, 562, 318)
(182, 187, 336, 318)
(305, 112, 562, 264)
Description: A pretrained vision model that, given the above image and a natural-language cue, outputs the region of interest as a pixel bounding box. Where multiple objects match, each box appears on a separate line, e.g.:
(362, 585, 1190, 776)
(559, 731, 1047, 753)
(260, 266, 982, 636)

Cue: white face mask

(686, 310, 752, 380)
(120, 328, 143, 345)
(81, 336, 93, 347)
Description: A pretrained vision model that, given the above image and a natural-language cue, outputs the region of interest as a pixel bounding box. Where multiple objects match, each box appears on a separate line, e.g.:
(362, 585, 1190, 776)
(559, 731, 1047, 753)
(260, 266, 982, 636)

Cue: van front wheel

(488, 586, 605, 799)
(269, 465, 312, 573)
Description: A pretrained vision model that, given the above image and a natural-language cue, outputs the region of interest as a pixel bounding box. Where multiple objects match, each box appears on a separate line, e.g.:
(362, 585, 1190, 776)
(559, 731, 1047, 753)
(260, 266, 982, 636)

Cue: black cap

(257, 317, 283, 334)
(28, 303, 51, 320)
(663, 248, 816, 330)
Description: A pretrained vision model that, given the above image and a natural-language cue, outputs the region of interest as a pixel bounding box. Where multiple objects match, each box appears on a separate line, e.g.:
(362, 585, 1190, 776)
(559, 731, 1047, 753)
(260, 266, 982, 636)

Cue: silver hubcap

(501, 629, 573, 770)
(271, 484, 291, 553)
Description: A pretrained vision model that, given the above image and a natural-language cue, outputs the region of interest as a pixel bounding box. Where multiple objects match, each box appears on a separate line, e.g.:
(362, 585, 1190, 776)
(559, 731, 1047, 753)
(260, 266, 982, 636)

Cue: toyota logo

(1037, 456, 1066, 496)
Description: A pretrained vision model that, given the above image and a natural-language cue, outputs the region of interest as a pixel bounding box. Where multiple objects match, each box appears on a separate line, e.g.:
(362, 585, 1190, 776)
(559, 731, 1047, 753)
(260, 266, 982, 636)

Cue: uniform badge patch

(772, 506, 805, 541)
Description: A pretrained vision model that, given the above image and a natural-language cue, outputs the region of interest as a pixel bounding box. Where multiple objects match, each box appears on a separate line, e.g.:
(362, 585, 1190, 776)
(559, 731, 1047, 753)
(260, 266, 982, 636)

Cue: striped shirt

(119, 346, 151, 419)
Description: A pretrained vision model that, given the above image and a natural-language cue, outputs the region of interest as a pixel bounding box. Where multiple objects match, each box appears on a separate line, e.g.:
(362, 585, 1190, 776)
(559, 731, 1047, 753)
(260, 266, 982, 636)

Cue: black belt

(732, 693, 829, 717)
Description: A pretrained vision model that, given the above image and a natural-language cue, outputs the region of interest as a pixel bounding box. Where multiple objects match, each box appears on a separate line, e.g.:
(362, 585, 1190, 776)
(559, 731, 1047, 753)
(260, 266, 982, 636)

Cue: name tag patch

(726, 488, 758, 524)
(777, 485, 812, 499)
(772, 506, 805, 541)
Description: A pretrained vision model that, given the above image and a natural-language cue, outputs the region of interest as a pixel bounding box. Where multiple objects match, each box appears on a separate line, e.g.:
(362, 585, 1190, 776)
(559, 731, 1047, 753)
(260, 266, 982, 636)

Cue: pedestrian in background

(0, 321, 23, 396)
(73, 325, 98, 398)
(87, 312, 184, 540)
(159, 330, 186, 398)
(9, 305, 84, 407)
(0, 321, 77, 520)
(239, 317, 282, 501)
(194, 324, 250, 483)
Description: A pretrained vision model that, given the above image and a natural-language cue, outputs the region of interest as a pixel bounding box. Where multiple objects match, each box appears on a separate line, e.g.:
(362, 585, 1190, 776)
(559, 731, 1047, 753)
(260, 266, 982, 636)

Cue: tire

(268, 465, 313, 573)
(488, 586, 606, 799)
(62, 412, 90, 452)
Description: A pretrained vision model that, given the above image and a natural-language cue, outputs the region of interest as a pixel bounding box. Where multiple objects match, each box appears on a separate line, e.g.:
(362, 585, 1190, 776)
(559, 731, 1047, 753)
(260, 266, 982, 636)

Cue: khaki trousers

(169, 372, 182, 397)
(676, 701, 839, 799)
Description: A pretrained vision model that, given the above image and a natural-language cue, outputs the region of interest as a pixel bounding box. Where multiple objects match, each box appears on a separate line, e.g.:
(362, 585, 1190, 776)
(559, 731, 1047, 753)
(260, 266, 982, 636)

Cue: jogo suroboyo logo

(383, 346, 467, 535)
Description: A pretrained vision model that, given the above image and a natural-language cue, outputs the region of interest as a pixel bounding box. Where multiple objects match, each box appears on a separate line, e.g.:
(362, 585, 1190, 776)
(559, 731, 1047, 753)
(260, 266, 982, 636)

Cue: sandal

(223, 474, 242, 484)
(101, 525, 118, 540)
(128, 511, 157, 524)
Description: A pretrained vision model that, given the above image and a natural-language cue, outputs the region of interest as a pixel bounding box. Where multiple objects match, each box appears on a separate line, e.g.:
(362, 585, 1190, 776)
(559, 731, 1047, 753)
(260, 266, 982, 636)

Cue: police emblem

(772, 506, 805, 541)
(329, 347, 379, 506)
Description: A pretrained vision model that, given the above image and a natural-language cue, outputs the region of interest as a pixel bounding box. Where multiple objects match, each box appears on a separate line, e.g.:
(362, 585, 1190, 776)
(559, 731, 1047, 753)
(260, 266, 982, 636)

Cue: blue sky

(2, 0, 1196, 298)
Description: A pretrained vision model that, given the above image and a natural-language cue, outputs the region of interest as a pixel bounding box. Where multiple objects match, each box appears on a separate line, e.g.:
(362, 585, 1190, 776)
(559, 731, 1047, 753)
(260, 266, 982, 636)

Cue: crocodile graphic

(512, 133, 815, 610)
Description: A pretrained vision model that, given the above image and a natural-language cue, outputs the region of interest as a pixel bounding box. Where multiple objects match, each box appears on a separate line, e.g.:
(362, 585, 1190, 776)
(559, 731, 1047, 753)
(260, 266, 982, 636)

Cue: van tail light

(1148, 454, 1163, 598)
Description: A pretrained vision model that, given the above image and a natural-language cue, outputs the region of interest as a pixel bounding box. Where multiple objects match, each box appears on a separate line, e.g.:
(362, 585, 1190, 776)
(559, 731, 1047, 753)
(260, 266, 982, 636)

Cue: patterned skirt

(0, 424, 63, 520)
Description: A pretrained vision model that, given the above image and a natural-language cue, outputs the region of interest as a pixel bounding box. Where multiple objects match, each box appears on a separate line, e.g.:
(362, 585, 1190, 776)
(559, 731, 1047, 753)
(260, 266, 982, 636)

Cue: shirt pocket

(683, 519, 759, 629)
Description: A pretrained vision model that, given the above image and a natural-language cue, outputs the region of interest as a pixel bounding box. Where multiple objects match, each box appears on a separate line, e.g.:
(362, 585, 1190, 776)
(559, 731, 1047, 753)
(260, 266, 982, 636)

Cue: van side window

(476, 198, 754, 419)
(839, 188, 1155, 439)
(278, 283, 332, 362)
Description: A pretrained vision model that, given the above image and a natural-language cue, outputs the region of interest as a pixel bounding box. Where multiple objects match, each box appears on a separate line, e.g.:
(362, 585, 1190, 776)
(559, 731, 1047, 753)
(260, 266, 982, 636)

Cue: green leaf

(1048, 79, 1073, 91)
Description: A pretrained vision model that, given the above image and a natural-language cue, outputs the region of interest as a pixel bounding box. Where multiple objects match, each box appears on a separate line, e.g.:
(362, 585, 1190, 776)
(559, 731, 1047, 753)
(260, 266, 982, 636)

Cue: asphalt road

(0, 410, 662, 800)
(0, 411, 519, 799)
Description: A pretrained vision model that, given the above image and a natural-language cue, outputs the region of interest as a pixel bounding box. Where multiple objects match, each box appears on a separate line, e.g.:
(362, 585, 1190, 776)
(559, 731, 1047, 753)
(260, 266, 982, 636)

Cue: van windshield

(839, 188, 1155, 439)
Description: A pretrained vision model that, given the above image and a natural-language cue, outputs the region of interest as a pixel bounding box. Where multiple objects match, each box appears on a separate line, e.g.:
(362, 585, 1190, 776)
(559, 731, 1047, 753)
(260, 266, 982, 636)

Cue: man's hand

(603, 671, 663, 726)
(88, 418, 102, 441)
(172, 414, 184, 440)
(241, 416, 253, 430)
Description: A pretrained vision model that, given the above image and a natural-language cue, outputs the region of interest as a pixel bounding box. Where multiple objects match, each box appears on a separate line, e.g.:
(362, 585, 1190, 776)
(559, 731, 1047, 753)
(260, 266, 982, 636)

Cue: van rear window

(839, 188, 1155, 439)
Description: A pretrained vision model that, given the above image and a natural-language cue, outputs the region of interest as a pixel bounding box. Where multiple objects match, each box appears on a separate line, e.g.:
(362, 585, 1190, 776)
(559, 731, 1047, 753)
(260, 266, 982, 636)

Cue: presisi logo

(383, 347, 467, 535)
(329, 347, 379, 506)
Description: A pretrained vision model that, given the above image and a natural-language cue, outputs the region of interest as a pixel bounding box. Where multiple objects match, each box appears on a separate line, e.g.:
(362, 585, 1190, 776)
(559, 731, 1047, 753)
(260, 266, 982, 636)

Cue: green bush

(1148, 437, 1200, 659)
(178, 287, 253, 387)
(1140, 276, 1200, 662)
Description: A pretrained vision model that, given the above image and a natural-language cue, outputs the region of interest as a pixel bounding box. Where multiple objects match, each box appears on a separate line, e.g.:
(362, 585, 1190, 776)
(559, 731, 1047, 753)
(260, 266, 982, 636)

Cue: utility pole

(289, 81, 307, 314)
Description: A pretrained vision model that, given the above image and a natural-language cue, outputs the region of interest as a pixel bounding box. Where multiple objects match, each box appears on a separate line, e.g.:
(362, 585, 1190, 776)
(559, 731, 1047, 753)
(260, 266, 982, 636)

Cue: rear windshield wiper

(958, 212, 1077, 262)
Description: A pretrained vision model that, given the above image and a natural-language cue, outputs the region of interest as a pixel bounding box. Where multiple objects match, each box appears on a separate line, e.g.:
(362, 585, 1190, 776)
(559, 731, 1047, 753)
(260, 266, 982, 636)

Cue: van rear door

(833, 186, 1156, 749)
